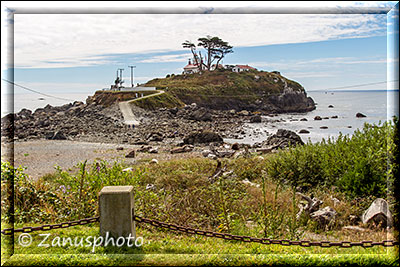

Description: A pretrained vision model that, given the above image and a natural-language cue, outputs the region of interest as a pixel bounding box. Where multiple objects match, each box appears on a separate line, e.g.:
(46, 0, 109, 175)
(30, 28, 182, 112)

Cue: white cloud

(139, 53, 192, 63)
(10, 12, 388, 69)
(246, 56, 387, 71)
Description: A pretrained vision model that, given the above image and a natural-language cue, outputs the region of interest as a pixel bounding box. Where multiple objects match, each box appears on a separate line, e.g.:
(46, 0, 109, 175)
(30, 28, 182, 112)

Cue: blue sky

(1, 1, 399, 98)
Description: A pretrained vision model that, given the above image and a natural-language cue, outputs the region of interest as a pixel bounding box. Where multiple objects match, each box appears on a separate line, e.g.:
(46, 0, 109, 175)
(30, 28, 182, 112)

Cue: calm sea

(226, 90, 399, 144)
(2, 92, 93, 117)
(4, 90, 399, 145)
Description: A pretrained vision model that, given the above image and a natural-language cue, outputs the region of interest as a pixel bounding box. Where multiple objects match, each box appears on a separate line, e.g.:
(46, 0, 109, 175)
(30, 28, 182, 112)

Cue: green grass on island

(135, 69, 306, 110)
(1, 119, 399, 266)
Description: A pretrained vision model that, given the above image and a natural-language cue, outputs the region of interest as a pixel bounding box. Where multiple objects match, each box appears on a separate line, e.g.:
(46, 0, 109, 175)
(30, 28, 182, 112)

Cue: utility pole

(128, 65, 136, 87)
(118, 68, 124, 81)
(117, 68, 124, 90)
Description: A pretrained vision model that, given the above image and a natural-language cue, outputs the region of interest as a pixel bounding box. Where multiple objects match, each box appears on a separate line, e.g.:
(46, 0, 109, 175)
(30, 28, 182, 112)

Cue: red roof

(184, 64, 200, 69)
(235, 65, 256, 70)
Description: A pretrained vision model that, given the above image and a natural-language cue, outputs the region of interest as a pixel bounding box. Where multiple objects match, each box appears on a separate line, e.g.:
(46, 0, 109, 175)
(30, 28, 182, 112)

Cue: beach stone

(147, 132, 164, 142)
(320, 126, 328, 129)
(149, 159, 158, 164)
(300, 118, 308, 121)
(356, 112, 367, 118)
(238, 110, 250, 116)
(148, 147, 159, 154)
(183, 130, 223, 145)
(137, 145, 152, 153)
(249, 115, 262, 123)
(189, 107, 212, 122)
(361, 198, 393, 228)
(207, 154, 218, 160)
(310, 206, 337, 228)
(231, 142, 240, 150)
(262, 129, 304, 149)
(202, 149, 213, 157)
(299, 129, 310, 134)
(170, 145, 193, 154)
(328, 105, 334, 108)
(125, 150, 136, 158)
(168, 107, 178, 115)
(314, 116, 322, 120)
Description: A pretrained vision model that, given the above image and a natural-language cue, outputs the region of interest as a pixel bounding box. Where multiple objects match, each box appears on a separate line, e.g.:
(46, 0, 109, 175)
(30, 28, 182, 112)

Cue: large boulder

(249, 115, 262, 123)
(188, 107, 212, 122)
(361, 198, 393, 228)
(183, 130, 223, 145)
(262, 129, 304, 149)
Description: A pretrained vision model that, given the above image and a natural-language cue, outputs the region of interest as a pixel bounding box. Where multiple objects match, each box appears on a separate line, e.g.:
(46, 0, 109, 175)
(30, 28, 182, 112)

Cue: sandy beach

(1, 139, 202, 180)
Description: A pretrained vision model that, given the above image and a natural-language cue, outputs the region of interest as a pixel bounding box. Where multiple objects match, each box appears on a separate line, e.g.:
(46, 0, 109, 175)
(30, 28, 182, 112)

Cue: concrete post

(99, 186, 135, 240)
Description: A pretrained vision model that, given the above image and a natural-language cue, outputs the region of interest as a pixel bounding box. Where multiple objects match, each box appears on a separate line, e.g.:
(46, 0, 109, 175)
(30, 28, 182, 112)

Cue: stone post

(99, 186, 135, 240)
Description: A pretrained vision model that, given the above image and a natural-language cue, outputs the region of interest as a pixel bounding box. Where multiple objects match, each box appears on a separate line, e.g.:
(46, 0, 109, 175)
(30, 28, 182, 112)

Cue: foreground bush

(265, 118, 398, 199)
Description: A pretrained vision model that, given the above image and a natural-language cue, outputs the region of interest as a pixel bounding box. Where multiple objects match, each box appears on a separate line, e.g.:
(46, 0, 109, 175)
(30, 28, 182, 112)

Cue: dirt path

(118, 90, 165, 126)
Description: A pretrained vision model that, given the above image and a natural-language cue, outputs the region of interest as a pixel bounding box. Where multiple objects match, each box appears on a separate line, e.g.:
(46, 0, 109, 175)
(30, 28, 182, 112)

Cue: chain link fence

(2, 214, 397, 248)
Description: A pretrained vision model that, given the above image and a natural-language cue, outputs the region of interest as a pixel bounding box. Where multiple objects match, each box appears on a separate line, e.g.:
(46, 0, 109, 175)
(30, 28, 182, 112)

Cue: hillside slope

(143, 69, 315, 113)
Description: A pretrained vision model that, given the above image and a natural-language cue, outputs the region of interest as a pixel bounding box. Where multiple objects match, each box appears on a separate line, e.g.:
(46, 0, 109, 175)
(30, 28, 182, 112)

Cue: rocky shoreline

(1, 98, 312, 166)
(1, 101, 261, 145)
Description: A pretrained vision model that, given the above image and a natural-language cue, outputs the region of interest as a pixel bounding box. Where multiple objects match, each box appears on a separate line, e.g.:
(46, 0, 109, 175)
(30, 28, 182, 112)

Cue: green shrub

(265, 119, 397, 199)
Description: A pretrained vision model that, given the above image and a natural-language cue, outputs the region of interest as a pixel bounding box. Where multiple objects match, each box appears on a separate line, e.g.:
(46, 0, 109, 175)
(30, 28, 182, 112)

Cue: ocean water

(2, 92, 93, 117)
(226, 90, 399, 144)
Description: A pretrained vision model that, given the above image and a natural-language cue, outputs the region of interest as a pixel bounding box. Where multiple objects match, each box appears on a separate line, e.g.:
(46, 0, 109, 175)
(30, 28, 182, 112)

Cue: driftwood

(296, 192, 323, 220)
(208, 159, 227, 184)
(209, 144, 235, 158)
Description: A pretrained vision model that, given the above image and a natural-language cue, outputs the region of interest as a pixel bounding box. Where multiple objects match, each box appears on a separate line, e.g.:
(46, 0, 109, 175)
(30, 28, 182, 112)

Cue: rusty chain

(1, 214, 398, 248)
(0, 216, 99, 235)
(133, 215, 399, 248)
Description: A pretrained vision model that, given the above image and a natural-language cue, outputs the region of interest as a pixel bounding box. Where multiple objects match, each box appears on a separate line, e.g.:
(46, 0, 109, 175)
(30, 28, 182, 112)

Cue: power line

(2, 78, 398, 102)
(322, 80, 399, 91)
(2, 79, 76, 102)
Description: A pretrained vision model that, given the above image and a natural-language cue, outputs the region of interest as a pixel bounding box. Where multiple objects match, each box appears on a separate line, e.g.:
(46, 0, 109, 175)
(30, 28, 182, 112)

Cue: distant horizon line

(308, 89, 399, 92)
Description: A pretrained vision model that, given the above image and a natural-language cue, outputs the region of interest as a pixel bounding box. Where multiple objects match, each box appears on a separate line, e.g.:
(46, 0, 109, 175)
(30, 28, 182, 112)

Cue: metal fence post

(99, 186, 135, 240)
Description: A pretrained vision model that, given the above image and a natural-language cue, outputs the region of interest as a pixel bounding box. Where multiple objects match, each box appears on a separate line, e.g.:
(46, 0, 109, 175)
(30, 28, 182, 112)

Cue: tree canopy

(182, 35, 233, 71)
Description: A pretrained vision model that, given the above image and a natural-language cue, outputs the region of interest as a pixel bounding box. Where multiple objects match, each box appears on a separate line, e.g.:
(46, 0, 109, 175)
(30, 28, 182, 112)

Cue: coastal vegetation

(140, 68, 315, 112)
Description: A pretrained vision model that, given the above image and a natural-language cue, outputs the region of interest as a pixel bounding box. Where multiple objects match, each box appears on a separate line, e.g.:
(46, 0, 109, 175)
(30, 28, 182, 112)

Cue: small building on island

(232, 65, 257, 72)
(183, 59, 201, 74)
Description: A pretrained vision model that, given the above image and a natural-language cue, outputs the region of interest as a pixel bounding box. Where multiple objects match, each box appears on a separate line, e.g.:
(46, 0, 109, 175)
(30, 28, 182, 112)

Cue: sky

(1, 1, 399, 103)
